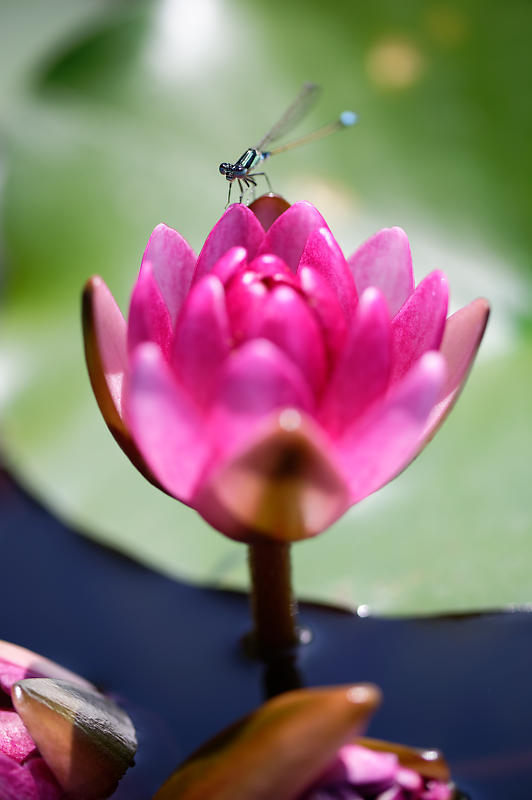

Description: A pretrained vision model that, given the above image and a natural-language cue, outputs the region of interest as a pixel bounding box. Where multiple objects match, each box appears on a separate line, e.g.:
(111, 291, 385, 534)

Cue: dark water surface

(0, 470, 530, 798)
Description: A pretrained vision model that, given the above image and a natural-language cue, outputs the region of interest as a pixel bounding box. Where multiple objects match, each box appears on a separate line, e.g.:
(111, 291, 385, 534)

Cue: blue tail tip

(340, 110, 358, 127)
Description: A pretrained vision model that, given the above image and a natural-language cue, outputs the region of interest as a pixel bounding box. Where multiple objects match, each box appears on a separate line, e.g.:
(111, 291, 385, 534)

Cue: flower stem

(247, 541, 300, 658)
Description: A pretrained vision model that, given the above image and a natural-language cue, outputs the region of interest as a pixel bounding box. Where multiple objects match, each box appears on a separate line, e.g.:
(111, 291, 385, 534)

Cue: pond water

(0, 470, 530, 799)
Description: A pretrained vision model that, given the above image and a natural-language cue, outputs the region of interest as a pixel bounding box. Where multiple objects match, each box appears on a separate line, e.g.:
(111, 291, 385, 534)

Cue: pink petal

(390, 271, 448, 384)
(194, 205, 264, 281)
(25, 760, 64, 800)
(334, 744, 398, 793)
(320, 288, 391, 435)
(255, 285, 328, 396)
(0, 660, 38, 696)
(422, 781, 453, 800)
(0, 643, 93, 694)
(83, 278, 166, 489)
(0, 753, 38, 800)
(299, 226, 358, 318)
(125, 343, 210, 502)
(348, 227, 414, 316)
(225, 271, 269, 344)
(82, 276, 128, 428)
(337, 352, 447, 502)
(195, 410, 350, 543)
(225, 256, 299, 346)
(258, 202, 326, 272)
(209, 339, 315, 456)
(397, 766, 423, 792)
(141, 223, 196, 324)
(417, 298, 489, 450)
(172, 275, 231, 406)
(127, 262, 173, 358)
(299, 266, 348, 365)
(0, 753, 62, 800)
(247, 253, 296, 282)
(210, 246, 248, 285)
(0, 711, 36, 763)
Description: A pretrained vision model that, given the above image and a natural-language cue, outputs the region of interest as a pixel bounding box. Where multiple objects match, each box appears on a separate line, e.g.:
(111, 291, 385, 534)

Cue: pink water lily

(83, 196, 488, 544)
(0, 640, 137, 800)
(301, 742, 454, 800)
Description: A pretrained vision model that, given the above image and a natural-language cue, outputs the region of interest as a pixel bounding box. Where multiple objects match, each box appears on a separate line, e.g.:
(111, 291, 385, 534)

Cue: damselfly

(219, 83, 357, 206)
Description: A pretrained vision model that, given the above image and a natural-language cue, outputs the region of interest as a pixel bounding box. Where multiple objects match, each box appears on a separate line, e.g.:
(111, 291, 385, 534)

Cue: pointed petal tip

(430, 268, 449, 290)
(419, 349, 447, 380)
(82, 274, 104, 295)
(349, 227, 414, 317)
(211, 245, 248, 284)
(151, 221, 174, 235)
(223, 202, 261, 221)
(358, 284, 389, 312)
(345, 683, 382, 713)
(407, 350, 448, 407)
(364, 224, 406, 241)
(130, 339, 166, 369)
(82, 275, 113, 332)
(291, 199, 323, 214)
(383, 225, 410, 253)
(388, 224, 408, 236)
(144, 220, 191, 251)
(472, 296, 491, 341)
(195, 203, 264, 281)
(12, 678, 136, 800)
(472, 295, 491, 319)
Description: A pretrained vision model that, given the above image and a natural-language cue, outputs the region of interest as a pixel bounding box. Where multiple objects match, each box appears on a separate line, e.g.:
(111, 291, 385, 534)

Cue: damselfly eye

(219, 163, 231, 175)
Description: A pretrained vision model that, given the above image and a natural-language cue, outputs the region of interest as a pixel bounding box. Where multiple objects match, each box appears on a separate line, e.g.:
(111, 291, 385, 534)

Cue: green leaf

(1, 0, 531, 615)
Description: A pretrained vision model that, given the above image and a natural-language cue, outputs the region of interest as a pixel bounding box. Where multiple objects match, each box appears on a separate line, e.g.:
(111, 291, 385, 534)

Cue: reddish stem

(247, 541, 300, 658)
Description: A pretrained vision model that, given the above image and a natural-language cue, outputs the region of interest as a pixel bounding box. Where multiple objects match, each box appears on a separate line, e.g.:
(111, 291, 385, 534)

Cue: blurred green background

(0, 0, 531, 614)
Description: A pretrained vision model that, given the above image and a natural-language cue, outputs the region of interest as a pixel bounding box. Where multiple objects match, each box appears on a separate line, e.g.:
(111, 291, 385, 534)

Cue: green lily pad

(0, 0, 531, 614)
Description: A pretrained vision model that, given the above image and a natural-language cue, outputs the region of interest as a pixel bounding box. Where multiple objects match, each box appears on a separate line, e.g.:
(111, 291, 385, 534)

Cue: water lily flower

(83, 196, 488, 545)
(153, 682, 456, 800)
(0, 640, 137, 799)
(83, 194, 489, 652)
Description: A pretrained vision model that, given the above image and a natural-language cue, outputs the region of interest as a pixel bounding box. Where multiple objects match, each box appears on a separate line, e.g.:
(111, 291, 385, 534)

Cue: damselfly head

(219, 162, 233, 176)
